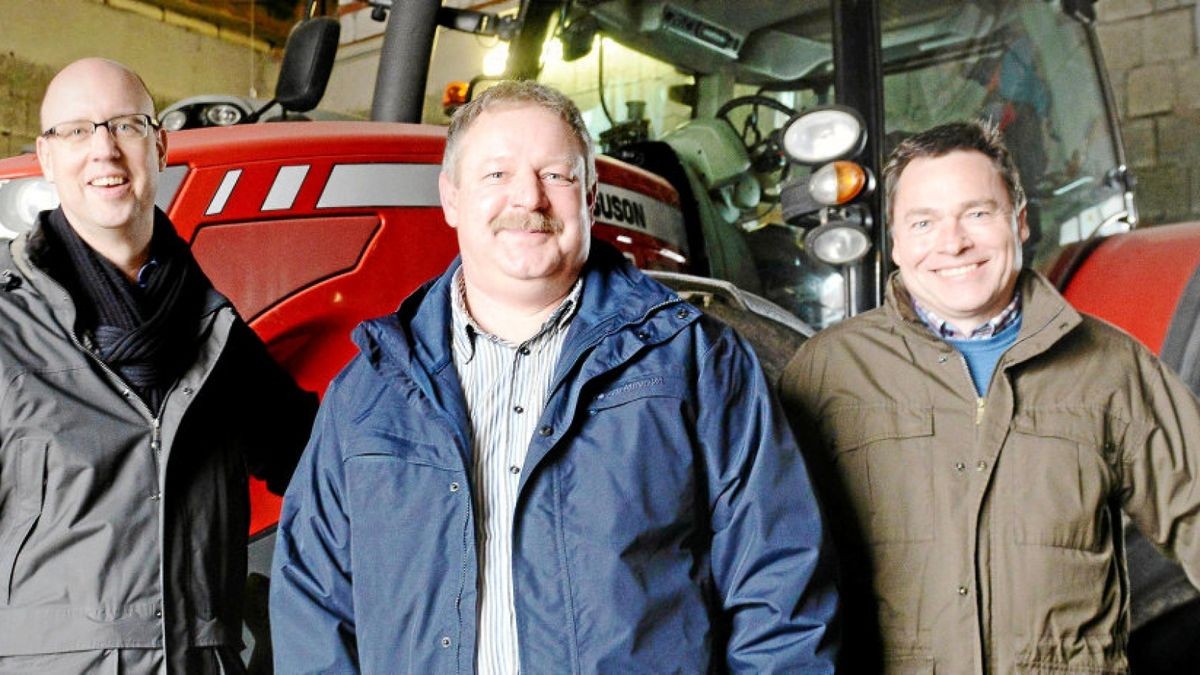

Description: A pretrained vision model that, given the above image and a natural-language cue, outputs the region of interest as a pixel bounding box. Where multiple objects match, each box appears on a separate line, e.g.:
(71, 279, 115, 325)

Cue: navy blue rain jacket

(270, 243, 838, 673)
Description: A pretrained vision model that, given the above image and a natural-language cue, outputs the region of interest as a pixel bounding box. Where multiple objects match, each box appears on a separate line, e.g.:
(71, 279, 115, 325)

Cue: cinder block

(1127, 63, 1176, 116)
(1099, 0, 1156, 22)
(1135, 164, 1189, 223)
(1123, 117, 1157, 168)
(1097, 20, 1144, 73)
(1143, 8, 1195, 63)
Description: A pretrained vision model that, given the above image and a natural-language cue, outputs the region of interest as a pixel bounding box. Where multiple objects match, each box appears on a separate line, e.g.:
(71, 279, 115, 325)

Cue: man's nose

(508, 169, 548, 211)
(935, 218, 971, 254)
(87, 125, 121, 158)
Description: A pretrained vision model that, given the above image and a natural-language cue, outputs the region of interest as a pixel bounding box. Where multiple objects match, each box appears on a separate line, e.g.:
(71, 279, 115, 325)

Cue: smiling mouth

(89, 176, 128, 188)
(936, 261, 983, 278)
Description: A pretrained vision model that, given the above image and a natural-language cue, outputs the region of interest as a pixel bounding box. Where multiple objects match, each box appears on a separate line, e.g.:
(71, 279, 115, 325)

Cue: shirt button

(509, 466, 520, 475)
(937, 354, 950, 363)
(519, 346, 531, 356)
(150, 492, 161, 501)
(182, 387, 194, 396)
(976, 461, 988, 471)
(954, 462, 966, 472)
(449, 482, 460, 493)
(440, 636, 451, 648)
(513, 405, 524, 414)
(538, 425, 552, 437)
(957, 585, 968, 596)
(154, 609, 163, 618)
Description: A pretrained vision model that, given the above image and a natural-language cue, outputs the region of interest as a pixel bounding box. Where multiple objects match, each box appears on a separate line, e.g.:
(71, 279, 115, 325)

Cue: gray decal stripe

(262, 165, 310, 211)
(155, 165, 189, 212)
(317, 164, 441, 208)
(206, 169, 242, 216)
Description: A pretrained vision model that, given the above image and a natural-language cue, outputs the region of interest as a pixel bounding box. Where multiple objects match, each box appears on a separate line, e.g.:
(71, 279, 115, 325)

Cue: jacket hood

(353, 239, 683, 375)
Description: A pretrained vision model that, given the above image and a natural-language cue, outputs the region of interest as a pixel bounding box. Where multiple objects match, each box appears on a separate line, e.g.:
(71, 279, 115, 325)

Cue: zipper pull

(975, 398, 985, 425)
(151, 417, 162, 454)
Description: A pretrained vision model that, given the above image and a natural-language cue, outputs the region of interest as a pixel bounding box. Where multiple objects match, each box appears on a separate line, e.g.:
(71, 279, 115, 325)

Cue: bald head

(40, 58, 155, 131)
(35, 58, 166, 273)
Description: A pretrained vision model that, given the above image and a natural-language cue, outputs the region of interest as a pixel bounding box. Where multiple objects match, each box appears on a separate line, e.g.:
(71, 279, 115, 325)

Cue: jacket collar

(6, 214, 229, 331)
(354, 239, 684, 376)
(884, 267, 1081, 364)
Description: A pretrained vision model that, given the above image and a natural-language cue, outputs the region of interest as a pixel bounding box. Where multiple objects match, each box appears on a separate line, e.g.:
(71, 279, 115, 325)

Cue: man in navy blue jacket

(270, 80, 837, 674)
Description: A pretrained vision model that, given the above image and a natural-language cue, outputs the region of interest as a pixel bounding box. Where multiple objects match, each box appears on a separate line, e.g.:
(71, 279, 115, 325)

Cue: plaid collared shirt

(450, 270, 582, 675)
(914, 293, 1022, 340)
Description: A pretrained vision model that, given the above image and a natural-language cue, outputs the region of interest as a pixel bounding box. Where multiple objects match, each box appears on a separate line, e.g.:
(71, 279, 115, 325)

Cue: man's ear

(35, 136, 55, 183)
(1016, 204, 1030, 243)
(439, 171, 459, 227)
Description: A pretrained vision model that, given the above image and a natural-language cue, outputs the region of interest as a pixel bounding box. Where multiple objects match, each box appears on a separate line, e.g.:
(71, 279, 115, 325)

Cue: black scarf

(36, 207, 211, 412)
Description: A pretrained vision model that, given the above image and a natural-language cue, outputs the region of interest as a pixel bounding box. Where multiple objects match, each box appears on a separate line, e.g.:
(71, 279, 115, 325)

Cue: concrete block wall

(1097, 0, 1200, 224)
(1, 0, 280, 157)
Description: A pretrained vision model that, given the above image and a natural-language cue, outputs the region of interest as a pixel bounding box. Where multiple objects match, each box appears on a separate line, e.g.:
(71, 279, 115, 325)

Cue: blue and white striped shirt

(450, 271, 582, 675)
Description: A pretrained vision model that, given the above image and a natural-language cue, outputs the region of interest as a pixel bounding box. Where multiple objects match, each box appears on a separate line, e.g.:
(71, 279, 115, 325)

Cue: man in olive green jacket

(781, 121, 1200, 674)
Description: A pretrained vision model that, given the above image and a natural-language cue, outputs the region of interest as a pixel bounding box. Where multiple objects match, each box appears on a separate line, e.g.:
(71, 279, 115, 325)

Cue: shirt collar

(450, 269, 583, 361)
(913, 292, 1021, 340)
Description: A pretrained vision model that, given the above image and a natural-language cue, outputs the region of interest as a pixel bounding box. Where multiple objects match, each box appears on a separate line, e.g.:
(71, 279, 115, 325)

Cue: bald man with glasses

(0, 58, 316, 673)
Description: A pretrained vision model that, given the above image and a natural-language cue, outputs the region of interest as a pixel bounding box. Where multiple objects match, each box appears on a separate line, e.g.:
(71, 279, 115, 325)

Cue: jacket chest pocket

(826, 406, 935, 544)
(1, 438, 47, 605)
(1001, 412, 1115, 551)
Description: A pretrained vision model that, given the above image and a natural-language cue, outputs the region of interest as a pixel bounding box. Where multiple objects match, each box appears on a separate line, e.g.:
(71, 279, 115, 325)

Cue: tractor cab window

(878, 0, 1128, 270)
(471, 0, 1128, 330)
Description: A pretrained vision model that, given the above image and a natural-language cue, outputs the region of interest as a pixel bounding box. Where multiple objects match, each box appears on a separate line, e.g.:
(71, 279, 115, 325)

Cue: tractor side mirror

(248, 17, 341, 123)
(275, 17, 341, 113)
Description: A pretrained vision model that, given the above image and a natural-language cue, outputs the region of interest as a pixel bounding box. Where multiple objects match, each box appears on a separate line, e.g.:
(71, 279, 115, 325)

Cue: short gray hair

(442, 80, 596, 189)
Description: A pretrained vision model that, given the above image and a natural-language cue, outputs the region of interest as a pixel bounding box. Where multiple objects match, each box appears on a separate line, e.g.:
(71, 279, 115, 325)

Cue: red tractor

(1, 0, 1197, 670)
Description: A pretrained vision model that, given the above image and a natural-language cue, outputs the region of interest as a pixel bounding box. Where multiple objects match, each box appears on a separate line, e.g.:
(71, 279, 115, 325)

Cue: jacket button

(150, 492, 161, 501)
(675, 307, 689, 319)
(976, 461, 988, 471)
(449, 482, 460, 493)
(154, 609, 163, 618)
(937, 354, 949, 363)
(182, 387, 194, 396)
(539, 425, 552, 437)
(954, 462, 965, 472)
(635, 330, 650, 340)
(957, 585, 968, 596)
(440, 636, 451, 648)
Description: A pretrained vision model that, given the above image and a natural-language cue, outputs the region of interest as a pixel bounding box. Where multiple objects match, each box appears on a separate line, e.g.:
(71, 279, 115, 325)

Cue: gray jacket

(0, 226, 314, 672)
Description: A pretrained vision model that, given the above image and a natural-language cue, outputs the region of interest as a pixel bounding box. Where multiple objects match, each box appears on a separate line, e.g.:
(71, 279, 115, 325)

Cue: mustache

(490, 212, 564, 234)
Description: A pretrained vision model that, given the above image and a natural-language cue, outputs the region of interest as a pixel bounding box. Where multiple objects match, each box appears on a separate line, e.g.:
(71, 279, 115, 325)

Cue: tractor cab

(410, 0, 1132, 328)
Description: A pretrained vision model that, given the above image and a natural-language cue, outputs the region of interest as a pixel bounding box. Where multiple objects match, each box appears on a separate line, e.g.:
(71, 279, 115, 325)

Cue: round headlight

(0, 178, 60, 238)
(804, 221, 871, 265)
(781, 106, 867, 165)
(160, 109, 189, 131)
(204, 103, 245, 127)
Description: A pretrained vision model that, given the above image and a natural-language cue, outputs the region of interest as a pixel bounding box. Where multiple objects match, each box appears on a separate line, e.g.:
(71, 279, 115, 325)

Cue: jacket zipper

(952, 351, 985, 425)
(68, 331, 172, 651)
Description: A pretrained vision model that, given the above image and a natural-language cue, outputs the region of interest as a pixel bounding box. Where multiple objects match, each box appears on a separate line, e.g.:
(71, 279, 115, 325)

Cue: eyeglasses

(40, 114, 160, 144)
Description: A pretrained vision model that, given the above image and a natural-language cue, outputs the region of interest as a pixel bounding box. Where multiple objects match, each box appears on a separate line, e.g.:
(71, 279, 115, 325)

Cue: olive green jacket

(781, 269, 1200, 675)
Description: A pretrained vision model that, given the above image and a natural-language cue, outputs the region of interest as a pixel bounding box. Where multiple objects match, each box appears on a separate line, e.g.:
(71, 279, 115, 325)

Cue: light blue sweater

(946, 315, 1022, 396)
